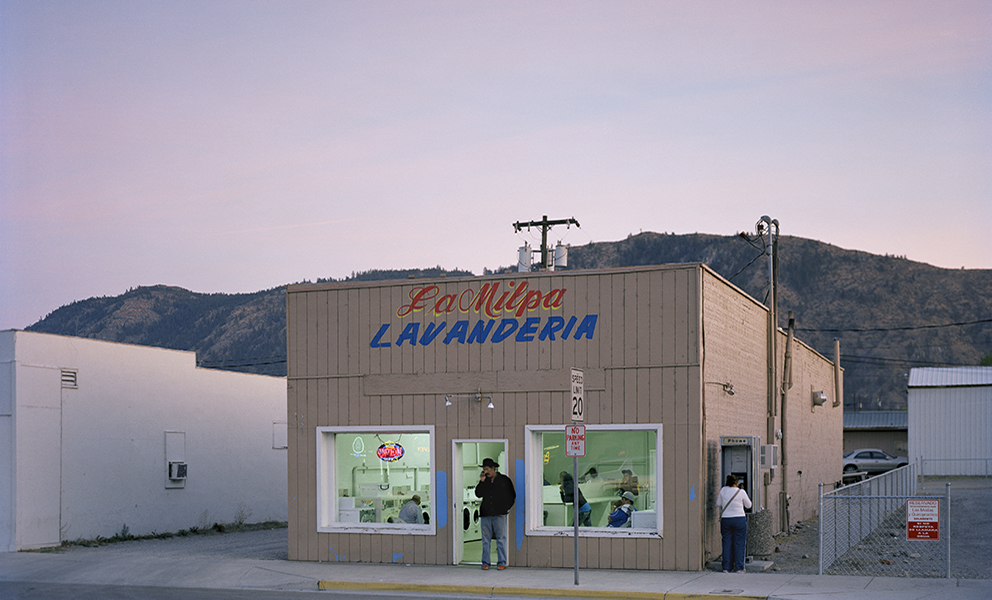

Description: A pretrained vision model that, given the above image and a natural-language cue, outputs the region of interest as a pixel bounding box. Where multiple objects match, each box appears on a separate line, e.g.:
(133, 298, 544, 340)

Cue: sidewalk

(1, 530, 989, 599)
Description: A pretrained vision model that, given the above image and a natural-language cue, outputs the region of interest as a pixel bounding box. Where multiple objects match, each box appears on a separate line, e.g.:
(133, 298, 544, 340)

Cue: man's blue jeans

(480, 514, 508, 567)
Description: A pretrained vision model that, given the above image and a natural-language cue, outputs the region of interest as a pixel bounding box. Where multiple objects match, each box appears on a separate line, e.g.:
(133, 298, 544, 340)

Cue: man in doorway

(475, 457, 515, 570)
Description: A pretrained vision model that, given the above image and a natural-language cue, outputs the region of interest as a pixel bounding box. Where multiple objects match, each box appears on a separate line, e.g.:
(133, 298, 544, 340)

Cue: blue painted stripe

(436, 470, 448, 529)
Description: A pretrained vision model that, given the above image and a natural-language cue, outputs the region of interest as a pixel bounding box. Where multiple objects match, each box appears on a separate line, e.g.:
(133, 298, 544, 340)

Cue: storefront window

(526, 425, 661, 535)
(317, 427, 434, 533)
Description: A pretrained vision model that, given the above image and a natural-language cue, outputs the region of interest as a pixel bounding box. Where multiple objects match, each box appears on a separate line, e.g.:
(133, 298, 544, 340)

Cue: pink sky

(2, 1, 990, 330)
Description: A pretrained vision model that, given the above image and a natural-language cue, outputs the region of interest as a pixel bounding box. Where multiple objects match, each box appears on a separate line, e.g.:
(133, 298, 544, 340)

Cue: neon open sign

(377, 442, 405, 462)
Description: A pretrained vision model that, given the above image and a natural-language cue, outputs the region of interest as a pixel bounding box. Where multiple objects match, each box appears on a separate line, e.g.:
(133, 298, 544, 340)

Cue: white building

(0, 330, 287, 552)
(908, 366, 992, 476)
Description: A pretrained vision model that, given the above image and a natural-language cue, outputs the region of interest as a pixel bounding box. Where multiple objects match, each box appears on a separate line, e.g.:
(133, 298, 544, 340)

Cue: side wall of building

(699, 270, 770, 561)
(0, 331, 287, 551)
(287, 266, 706, 570)
(1, 332, 20, 552)
(700, 270, 842, 561)
(909, 385, 992, 475)
(779, 334, 844, 522)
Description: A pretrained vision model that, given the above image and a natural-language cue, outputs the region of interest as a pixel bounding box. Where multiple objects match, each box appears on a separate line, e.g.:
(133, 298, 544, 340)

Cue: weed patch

(46, 520, 287, 551)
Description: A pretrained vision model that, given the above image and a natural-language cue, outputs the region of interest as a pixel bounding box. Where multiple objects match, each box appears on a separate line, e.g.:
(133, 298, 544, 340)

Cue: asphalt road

(0, 582, 530, 600)
(2, 582, 316, 600)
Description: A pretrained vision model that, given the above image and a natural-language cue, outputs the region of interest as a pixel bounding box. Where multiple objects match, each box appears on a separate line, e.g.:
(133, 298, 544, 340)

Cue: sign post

(565, 423, 585, 585)
(568, 367, 584, 586)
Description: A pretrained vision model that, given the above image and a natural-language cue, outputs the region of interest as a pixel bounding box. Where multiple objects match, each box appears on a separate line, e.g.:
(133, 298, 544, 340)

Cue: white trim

(450, 438, 509, 565)
(316, 425, 436, 535)
(524, 424, 663, 538)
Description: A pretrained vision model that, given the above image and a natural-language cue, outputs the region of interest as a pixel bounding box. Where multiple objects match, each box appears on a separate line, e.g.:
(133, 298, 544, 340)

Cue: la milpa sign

(370, 280, 599, 348)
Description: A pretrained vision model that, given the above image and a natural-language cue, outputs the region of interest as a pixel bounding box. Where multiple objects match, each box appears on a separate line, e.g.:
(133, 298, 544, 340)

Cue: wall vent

(61, 369, 78, 388)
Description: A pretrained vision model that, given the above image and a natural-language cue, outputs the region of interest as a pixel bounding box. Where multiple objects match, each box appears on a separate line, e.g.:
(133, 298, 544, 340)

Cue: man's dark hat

(482, 457, 499, 469)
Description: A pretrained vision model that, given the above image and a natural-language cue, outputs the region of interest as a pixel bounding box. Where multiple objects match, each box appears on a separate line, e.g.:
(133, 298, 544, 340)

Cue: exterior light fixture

(811, 389, 828, 412)
(705, 381, 735, 396)
(444, 389, 494, 409)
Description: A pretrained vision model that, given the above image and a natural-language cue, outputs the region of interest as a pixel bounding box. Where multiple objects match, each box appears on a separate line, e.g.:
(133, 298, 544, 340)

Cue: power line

(840, 354, 977, 370)
(796, 318, 992, 333)
(727, 251, 766, 282)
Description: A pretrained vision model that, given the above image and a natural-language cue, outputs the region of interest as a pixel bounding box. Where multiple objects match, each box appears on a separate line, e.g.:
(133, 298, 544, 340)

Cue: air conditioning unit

(168, 462, 188, 480)
(759, 445, 779, 469)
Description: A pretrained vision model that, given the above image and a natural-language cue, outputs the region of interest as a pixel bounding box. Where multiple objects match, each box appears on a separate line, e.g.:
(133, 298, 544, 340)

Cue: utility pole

(512, 215, 580, 270)
(758, 215, 788, 532)
(757, 216, 779, 440)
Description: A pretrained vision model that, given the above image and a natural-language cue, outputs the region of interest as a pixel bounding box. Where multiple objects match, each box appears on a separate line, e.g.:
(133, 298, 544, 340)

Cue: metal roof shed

(842, 411, 908, 456)
(843, 411, 908, 431)
(908, 367, 992, 476)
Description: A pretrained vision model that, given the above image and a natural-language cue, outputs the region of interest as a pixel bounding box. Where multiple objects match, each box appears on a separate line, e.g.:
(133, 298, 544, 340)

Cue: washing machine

(463, 488, 482, 542)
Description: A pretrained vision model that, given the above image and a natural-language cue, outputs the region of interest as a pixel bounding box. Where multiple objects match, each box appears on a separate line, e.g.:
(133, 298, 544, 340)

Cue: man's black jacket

(475, 472, 516, 517)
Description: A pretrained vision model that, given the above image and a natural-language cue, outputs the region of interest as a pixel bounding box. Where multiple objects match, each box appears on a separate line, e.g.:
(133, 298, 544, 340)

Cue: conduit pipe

(833, 339, 843, 408)
(780, 312, 795, 532)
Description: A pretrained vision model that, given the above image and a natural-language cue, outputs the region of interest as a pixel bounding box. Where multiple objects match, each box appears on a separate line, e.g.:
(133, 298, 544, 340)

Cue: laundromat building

(286, 264, 842, 570)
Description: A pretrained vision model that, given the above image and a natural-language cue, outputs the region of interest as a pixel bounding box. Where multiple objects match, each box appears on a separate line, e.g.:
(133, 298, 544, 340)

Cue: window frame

(524, 424, 663, 538)
(316, 425, 436, 534)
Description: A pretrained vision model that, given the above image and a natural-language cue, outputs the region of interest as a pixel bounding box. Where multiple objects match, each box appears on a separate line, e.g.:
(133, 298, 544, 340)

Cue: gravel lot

(768, 476, 992, 579)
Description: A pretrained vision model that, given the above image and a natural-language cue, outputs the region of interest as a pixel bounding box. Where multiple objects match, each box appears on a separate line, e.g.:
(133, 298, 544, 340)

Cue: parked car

(842, 449, 908, 474)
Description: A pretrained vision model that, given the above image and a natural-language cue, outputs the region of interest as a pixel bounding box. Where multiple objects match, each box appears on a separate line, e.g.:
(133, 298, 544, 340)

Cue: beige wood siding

(288, 264, 841, 570)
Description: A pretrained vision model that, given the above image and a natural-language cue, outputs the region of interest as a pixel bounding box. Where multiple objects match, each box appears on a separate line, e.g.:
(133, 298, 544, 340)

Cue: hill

(567, 233, 992, 410)
(26, 234, 992, 409)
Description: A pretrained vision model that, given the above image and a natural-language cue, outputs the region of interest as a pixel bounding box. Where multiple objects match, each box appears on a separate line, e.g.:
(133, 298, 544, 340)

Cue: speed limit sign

(570, 368, 584, 422)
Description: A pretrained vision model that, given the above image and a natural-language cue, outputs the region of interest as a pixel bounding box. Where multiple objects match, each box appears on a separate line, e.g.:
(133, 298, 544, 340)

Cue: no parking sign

(565, 424, 585, 457)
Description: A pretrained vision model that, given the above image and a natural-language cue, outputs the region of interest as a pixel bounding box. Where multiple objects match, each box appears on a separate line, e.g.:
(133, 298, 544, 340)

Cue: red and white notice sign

(906, 499, 940, 540)
(565, 424, 586, 457)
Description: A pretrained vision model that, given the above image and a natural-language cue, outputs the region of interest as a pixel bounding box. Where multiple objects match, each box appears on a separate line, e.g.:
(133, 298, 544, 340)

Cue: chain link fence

(819, 462, 951, 578)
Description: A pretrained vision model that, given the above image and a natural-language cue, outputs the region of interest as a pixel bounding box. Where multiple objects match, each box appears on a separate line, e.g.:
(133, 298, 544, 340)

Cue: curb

(316, 579, 769, 599)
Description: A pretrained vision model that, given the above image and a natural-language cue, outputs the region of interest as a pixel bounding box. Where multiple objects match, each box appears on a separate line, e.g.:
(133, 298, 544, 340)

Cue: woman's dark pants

(720, 516, 747, 571)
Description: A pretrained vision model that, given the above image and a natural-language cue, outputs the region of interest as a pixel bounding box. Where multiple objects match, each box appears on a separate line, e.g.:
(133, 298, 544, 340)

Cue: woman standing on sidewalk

(718, 474, 752, 573)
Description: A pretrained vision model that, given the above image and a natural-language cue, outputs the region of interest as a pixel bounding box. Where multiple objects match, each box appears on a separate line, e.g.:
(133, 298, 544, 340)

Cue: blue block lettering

(491, 319, 519, 343)
(515, 317, 541, 342)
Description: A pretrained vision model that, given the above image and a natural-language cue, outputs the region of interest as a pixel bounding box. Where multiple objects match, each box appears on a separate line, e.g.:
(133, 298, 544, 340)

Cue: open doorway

(451, 440, 507, 565)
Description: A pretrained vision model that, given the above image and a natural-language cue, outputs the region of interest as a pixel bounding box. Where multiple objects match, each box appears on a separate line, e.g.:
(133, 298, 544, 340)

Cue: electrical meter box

(721, 436, 759, 511)
(759, 444, 779, 469)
